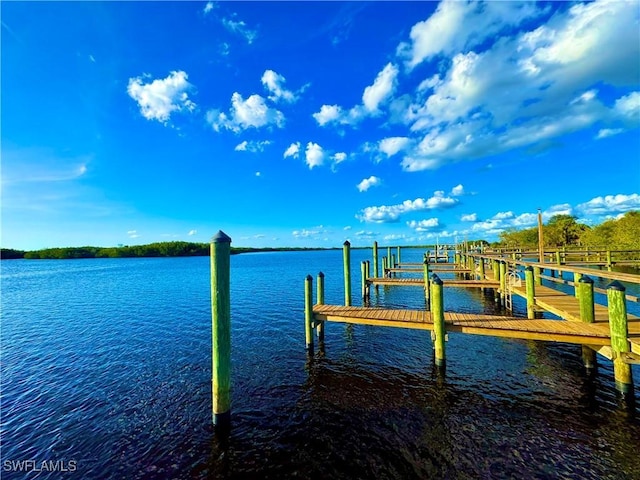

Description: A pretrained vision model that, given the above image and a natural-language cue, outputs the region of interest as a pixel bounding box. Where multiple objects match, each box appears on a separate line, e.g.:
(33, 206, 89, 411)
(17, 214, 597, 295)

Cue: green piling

(606, 250, 613, 271)
(607, 281, 633, 394)
(574, 272, 582, 298)
(423, 259, 430, 304)
(534, 266, 542, 286)
(373, 241, 379, 278)
(524, 266, 535, 319)
(430, 274, 445, 367)
(361, 261, 367, 301)
(317, 272, 325, 342)
(479, 258, 485, 281)
(304, 275, 314, 352)
(343, 241, 351, 306)
(397, 246, 401, 265)
(578, 275, 596, 369)
(211, 230, 232, 428)
(499, 261, 507, 306)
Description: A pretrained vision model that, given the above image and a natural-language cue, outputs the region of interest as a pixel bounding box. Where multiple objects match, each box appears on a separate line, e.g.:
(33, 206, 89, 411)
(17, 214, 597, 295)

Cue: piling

(304, 275, 314, 354)
(397, 246, 401, 265)
(387, 246, 391, 265)
(343, 241, 351, 306)
(578, 275, 596, 370)
(606, 250, 613, 271)
(361, 261, 367, 301)
(430, 274, 445, 367)
(499, 261, 507, 306)
(479, 258, 485, 281)
(373, 241, 379, 279)
(211, 230, 232, 428)
(607, 281, 633, 394)
(317, 272, 325, 342)
(524, 266, 535, 319)
(423, 259, 430, 304)
(573, 272, 582, 298)
(534, 266, 542, 286)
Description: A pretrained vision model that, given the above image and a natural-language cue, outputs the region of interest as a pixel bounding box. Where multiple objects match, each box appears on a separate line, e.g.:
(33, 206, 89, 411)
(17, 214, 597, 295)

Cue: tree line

(0, 242, 330, 260)
(496, 211, 640, 250)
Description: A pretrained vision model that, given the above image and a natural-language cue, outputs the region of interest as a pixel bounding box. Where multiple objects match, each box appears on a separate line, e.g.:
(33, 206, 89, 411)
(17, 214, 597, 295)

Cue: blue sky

(2, 0, 639, 250)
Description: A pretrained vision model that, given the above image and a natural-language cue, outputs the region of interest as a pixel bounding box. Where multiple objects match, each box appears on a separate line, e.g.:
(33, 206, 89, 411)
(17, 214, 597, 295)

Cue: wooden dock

(368, 277, 499, 288)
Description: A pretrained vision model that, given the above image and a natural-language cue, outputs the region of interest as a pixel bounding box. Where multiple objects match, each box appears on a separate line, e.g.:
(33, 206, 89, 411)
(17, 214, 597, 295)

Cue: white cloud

(127, 71, 196, 124)
(397, 0, 542, 69)
(576, 193, 640, 215)
(614, 91, 640, 121)
(461, 213, 477, 222)
(234, 140, 272, 153)
(313, 104, 342, 126)
(596, 128, 624, 139)
(283, 142, 301, 159)
(379, 137, 410, 158)
(292, 225, 327, 238)
(255, 171, 261, 177)
(305, 142, 325, 169)
(188, 229, 197, 236)
(362, 63, 399, 112)
(357, 176, 381, 192)
(451, 184, 464, 196)
(343, 226, 352, 231)
(203, 2, 214, 14)
(355, 230, 377, 237)
(127, 230, 140, 239)
(356, 190, 458, 223)
(407, 218, 440, 232)
(222, 16, 257, 44)
(207, 93, 284, 132)
(332, 152, 347, 164)
(261, 70, 298, 103)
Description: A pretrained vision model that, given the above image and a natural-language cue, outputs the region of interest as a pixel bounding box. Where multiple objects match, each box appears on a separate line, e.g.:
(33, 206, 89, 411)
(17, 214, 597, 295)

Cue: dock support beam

(430, 274, 445, 367)
(607, 281, 633, 395)
(524, 266, 535, 319)
(211, 230, 232, 429)
(316, 272, 325, 342)
(578, 276, 596, 370)
(343, 241, 351, 306)
(304, 275, 314, 353)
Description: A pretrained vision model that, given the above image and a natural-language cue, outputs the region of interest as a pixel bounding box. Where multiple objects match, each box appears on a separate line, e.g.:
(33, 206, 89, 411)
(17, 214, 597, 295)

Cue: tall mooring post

(423, 259, 430, 305)
(430, 274, 445, 367)
(607, 281, 633, 395)
(316, 272, 325, 342)
(304, 275, 314, 352)
(397, 246, 401, 265)
(343, 241, 351, 306)
(578, 276, 596, 370)
(211, 231, 232, 429)
(373, 241, 379, 279)
(524, 266, 535, 319)
(499, 261, 507, 306)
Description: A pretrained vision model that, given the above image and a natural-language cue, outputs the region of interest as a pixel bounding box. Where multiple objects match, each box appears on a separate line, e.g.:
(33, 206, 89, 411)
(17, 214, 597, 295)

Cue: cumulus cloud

(234, 140, 272, 152)
(261, 70, 300, 103)
(596, 128, 624, 139)
(614, 91, 640, 121)
(305, 142, 325, 169)
(221, 16, 257, 44)
(451, 184, 464, 196)
(188, 229, 197, 236)
(207, 92, 284, 132)
(461, 213, 477, 222)
(407, 218, 440, 231)
(356, 190, 459, 223)
(576, 193, 640, 215)
(292, 225, 327, 238)
(127, 230, 141, 239)
(362, 63, 399, 112)
(332, 152, 347, 164)
(313, 105, 342, 126)
(379, 137, 410, 158)
(283, 142, 301, 159)
(203, 2, 214, 14)
(127, 71, 196, 124)
(357, 176, 381, 192)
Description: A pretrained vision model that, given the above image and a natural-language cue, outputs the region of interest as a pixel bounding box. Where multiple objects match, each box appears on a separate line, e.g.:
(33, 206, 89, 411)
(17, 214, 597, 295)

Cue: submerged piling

(430, 274, 445, 367)
(211, 231, 232, 428)
(343, 241, 351, 306)
(578, 275, 596, 370)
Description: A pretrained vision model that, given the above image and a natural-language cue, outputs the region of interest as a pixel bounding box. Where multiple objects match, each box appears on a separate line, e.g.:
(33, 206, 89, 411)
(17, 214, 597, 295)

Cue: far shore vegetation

(2, 212, 639, 260)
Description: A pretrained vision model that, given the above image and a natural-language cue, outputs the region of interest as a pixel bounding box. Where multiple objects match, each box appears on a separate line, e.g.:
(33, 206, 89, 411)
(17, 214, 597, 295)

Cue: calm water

(2, 249, 640, 479)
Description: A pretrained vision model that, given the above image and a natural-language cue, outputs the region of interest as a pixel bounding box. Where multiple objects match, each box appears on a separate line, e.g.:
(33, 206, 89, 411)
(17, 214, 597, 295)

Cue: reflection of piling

(607, 281, 632, 395)
(210, 231, 232, 429)
(305, 275, 314, 352)
(343, 241, 351, 306)
(578, 276, 596, 370)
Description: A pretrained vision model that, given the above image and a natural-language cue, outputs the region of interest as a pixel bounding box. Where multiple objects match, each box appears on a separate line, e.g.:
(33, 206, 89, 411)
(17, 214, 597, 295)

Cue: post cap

(318, 271, 325, 278)
(525, 266, 533, 272)
(607, 280, 626, 292)
(430, 273, 443, 285)
(343, 240, 351, 247)
(211, 230, 232, 243)
(579, 275, 593, 284)
(306, 274, 313, 281)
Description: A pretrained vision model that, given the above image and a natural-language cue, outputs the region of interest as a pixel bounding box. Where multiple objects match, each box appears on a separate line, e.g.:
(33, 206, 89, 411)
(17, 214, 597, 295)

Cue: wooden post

(211, 230, 232, 428)
(391, 253, 396, 268)
(304, 275, 314, 353)
(454, 252, 460, 266)
(423, 259, 430, 304)
(479, 258, 485, 281)
(578, 275, 596, 369)
(343, 241, 351, 306)
(373, 241, 379, 279)
(499, 261, 507, 306)
(524, 266, 535, 319)
(606, 250, 613, 271)
(361, 261, 367, 301)
(387, 246, 391, 265)
(573, 272, 582, 298)
(397, 246, 401, 265)
(534, 266, 542, 286)
(316, 272, 325, 342)
(537, 209, 544, 263)
(430, 274, 445, 367)
(607, 281, 633, 394)
(382, 256, 387, 276)
(555, 251, 562, 278)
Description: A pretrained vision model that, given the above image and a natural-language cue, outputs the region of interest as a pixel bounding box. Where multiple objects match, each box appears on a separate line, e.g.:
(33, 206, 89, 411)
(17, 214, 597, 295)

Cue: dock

(304, 241, 640, 397)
